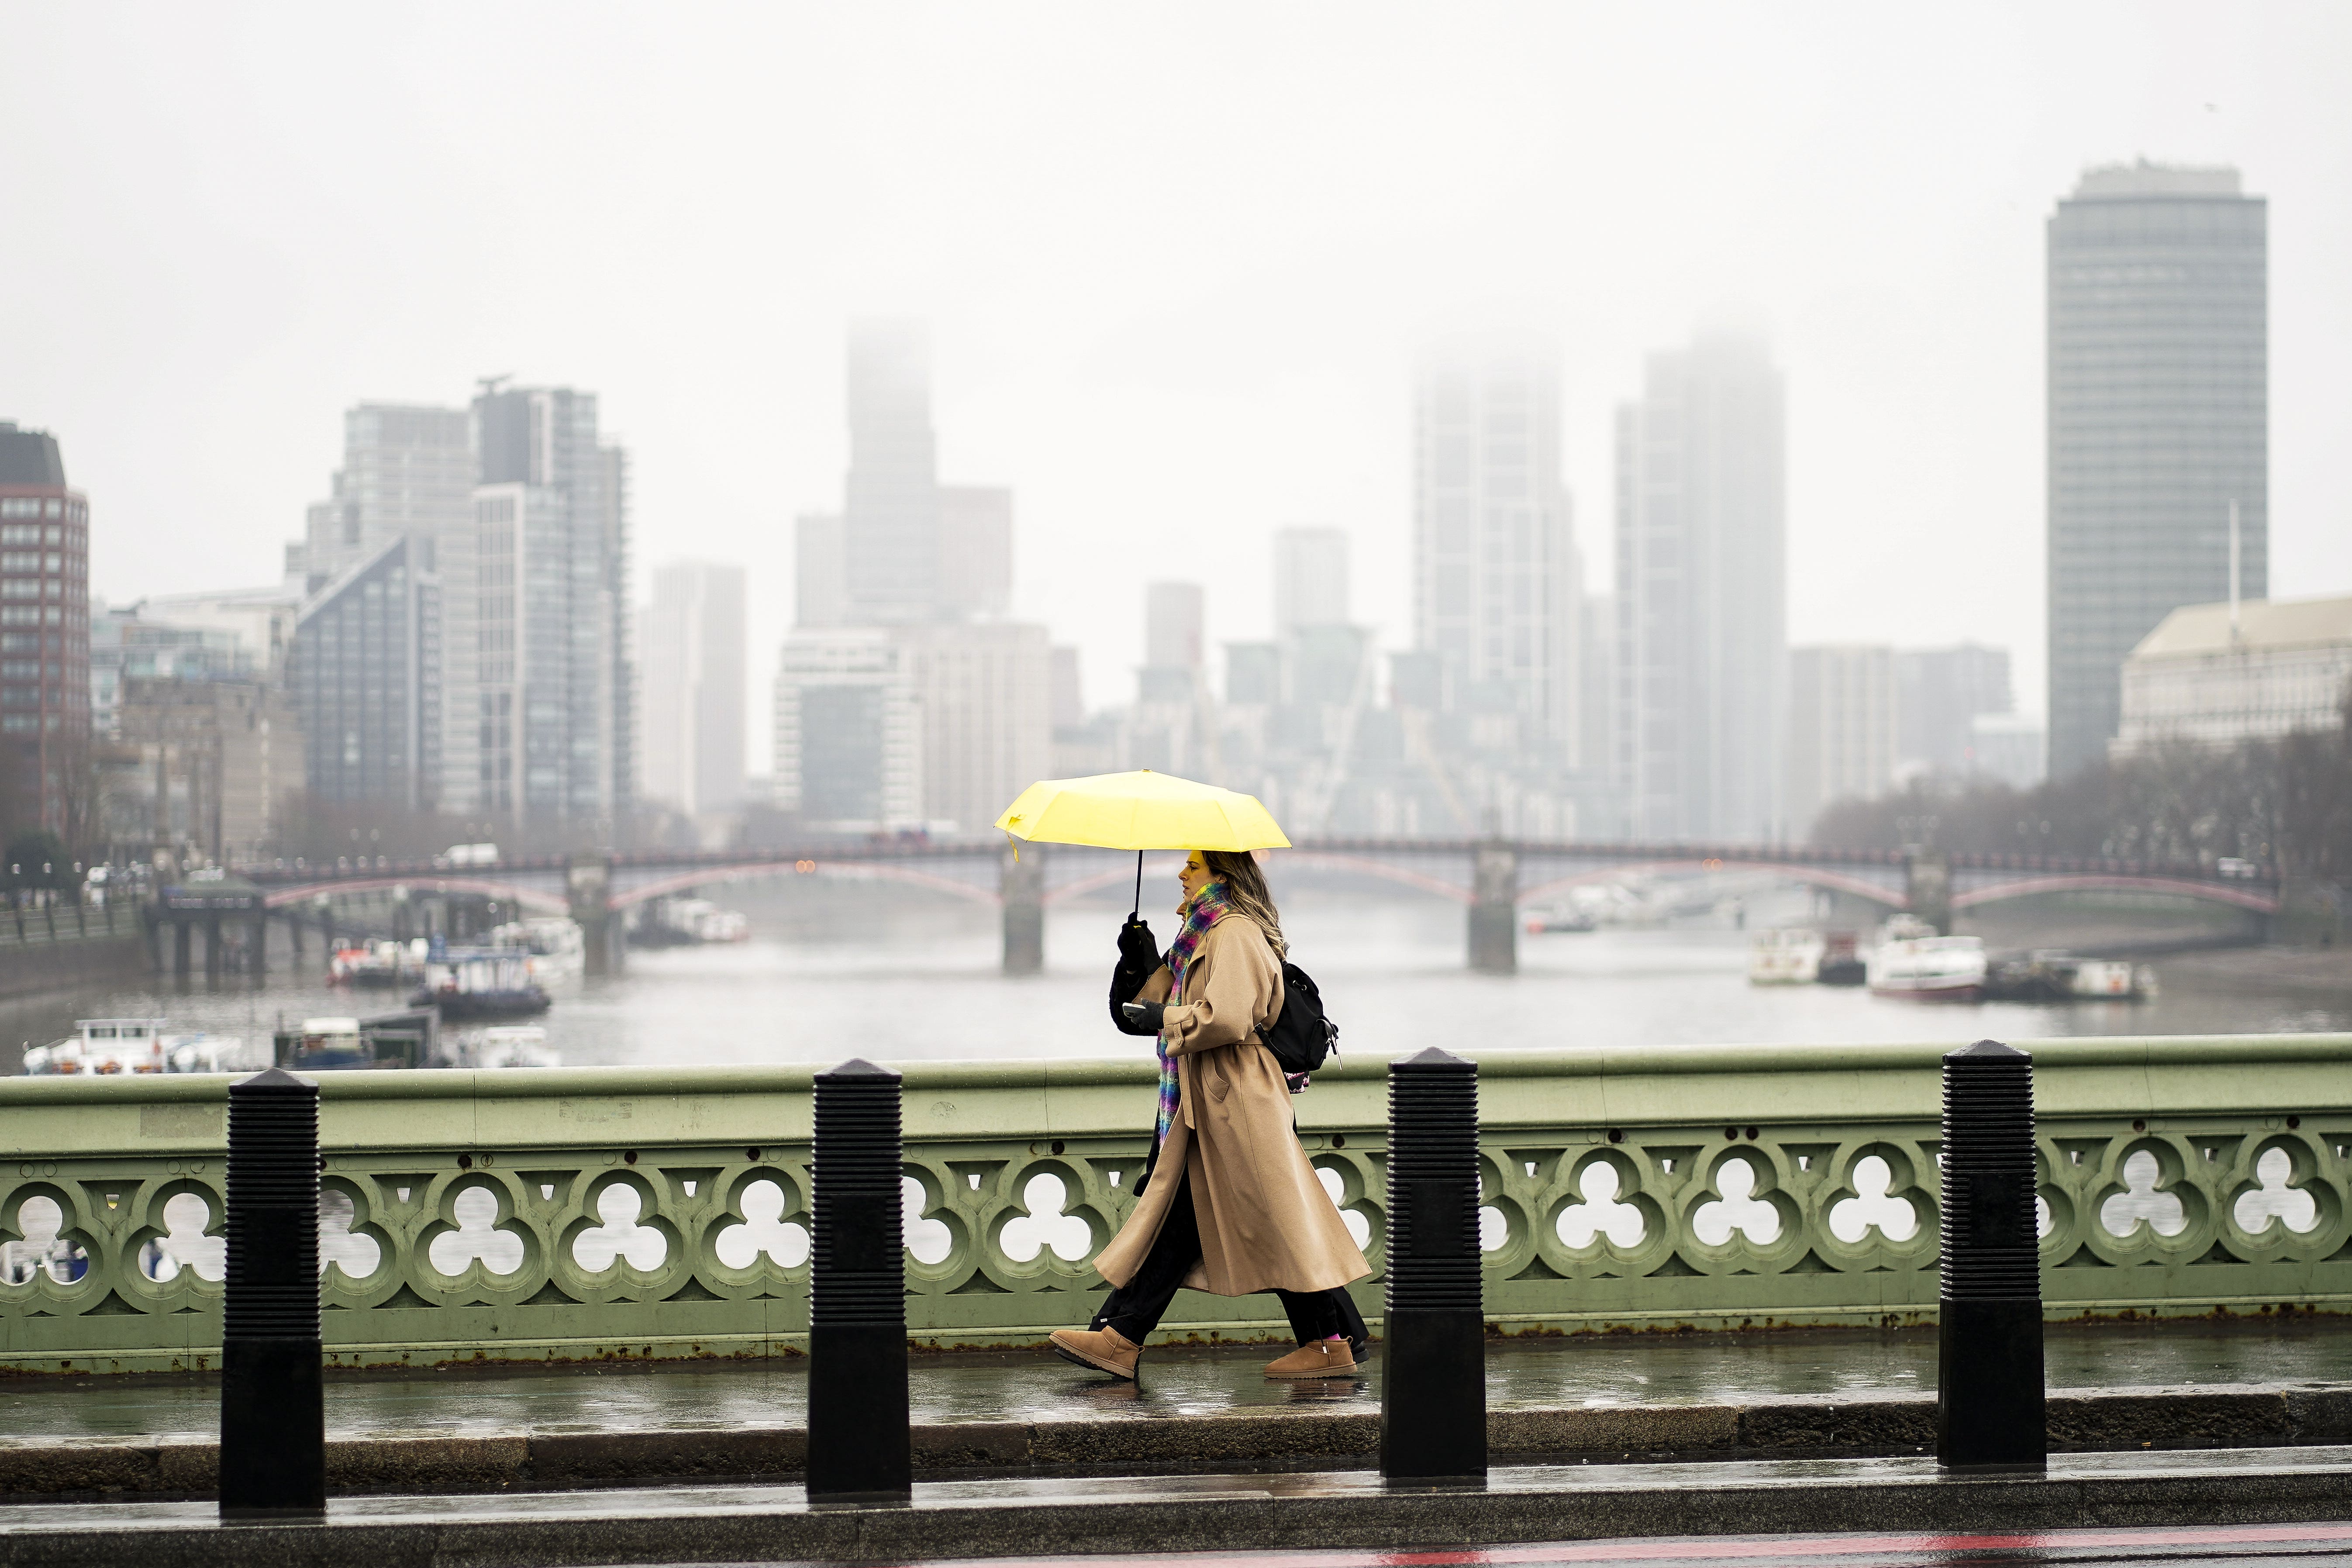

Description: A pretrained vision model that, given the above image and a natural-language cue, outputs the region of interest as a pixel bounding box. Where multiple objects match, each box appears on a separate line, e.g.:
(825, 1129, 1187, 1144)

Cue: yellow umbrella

(994, 769, 1290, 916)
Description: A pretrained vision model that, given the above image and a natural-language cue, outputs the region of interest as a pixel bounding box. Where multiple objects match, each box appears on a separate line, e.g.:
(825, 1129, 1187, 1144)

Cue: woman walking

(1049, 849, 1371, 1382)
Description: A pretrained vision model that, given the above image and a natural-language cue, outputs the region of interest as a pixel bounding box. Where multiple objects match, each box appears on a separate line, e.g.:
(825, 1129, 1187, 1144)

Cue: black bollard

(807, 1058, 911, 1500)
(1936, 1039, 2046, 1468)
(220, 1066, 325, 1515)
(1380, 1046, 1486, 1482)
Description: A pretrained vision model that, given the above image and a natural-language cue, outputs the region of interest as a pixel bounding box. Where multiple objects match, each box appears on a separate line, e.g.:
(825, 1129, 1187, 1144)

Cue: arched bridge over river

(181, 839, 2282, 979)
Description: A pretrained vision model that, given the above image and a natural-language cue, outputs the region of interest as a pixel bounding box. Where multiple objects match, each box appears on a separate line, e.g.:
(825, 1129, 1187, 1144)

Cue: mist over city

(10, 13, 2352, 1559)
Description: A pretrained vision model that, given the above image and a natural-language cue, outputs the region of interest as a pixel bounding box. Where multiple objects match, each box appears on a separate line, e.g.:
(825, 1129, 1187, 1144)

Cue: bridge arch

(1268, 851, 1475, 905)
(260, 876, 570, 916)
(1951, 875, 2280, 916)
(607, 860, 1000, 910)
(1516, 860, 1908, 910)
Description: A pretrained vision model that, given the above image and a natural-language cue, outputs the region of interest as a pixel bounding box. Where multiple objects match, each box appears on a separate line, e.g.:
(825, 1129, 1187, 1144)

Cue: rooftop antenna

(2228, 500, 2242, 645)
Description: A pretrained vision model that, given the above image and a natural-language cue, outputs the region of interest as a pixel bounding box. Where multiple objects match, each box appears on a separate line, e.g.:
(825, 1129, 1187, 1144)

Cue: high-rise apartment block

(0, 422, 91, 835)
(439, 384, 633, 830)
(1614, 331, 1786, 841)
(289, 535, 440, 812)
(1275, 528, 1350, 638)
(639, 561, 747, 816)
(297, 405, 472, 590)
(1413, 338, 1582, 765)
(2047, 162, 2266, 778)
(290, 385, 632, 836)
(1785, 645, 1896, 841)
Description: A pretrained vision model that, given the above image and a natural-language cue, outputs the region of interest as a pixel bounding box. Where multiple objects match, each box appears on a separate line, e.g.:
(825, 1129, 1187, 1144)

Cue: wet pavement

(5, 1320, 2348, 1446)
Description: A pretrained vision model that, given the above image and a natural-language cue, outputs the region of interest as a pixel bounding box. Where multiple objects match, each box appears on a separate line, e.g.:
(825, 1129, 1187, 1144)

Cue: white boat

(488, 916, 586, 980)
(21, 1019, 255, 1075)
(1748, 927, 1827, 985)
(442, 1025, 562, 1070)
(1868, 917, 1987, 1002)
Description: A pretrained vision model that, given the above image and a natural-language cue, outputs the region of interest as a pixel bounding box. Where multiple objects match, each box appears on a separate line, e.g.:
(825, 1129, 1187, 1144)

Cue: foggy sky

(5, 2, 2348, 760)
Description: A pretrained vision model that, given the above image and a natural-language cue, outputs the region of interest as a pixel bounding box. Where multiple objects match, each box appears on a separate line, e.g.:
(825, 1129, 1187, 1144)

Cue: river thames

(4, 876, 2344, 1073)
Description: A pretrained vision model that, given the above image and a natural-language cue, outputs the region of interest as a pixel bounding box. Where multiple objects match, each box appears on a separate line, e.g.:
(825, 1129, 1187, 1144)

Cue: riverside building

(2046, 162, 2267, 778)
(2114, 594, 2352, 755)
(0, 422, 91, 834)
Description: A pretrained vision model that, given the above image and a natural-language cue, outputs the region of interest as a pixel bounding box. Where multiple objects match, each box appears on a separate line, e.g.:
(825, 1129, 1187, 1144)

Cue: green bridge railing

(1, 1035, 2347, 1374)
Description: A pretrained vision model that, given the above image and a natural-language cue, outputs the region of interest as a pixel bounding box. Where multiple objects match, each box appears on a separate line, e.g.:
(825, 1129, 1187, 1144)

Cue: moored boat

(1867, 917, 1987, 1001)
(1748, 927, 1827, 985)
(21, 1019, 255, 1075)
(410, 943, 552, 1021)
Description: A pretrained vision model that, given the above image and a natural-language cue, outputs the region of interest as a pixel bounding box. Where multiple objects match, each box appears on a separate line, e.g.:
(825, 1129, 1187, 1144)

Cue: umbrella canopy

(993, 769, 1291, 853)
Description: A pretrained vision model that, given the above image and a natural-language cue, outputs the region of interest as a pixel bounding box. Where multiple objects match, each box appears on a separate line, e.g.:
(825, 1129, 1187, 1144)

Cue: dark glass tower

(2047, 163, 2266, 779)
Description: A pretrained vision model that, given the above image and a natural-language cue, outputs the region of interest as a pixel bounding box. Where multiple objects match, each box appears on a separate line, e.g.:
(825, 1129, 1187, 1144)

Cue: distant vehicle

(2217, 857, 2260, 880)
(1748, 927, 1826, 985)
(441, 843, 501, 868)
(1523, 904, 1597, 935)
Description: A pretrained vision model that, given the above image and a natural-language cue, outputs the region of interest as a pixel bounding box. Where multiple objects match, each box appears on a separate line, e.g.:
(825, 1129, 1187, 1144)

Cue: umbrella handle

(1131, 851, 1142, 921)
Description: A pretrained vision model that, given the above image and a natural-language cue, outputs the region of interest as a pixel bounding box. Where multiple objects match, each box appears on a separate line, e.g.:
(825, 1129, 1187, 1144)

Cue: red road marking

(892, 1522, 2352, 1568)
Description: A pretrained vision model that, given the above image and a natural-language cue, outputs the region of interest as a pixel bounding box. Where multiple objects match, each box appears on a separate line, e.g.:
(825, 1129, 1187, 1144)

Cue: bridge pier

(1906, 850, 1952, 935)
(569, 854, 624, 976)
(1469, 842, 1518, 975)
(1001, 847, 1043, 977)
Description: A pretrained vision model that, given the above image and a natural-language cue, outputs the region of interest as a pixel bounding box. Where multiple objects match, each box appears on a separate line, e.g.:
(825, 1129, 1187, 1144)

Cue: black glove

(1116, 917, 1159, 968)
(1109, 918, 1164, 1035)
(1121, 1001, 1165, 1032)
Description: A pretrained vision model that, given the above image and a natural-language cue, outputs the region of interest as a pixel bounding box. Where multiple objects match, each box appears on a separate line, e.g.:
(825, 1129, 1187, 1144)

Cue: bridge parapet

(2, 1034, 2345, 1372)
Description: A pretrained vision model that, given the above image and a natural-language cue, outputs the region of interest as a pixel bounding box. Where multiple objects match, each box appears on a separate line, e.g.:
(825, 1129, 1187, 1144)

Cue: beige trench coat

(1090, 911, 1371, 1298)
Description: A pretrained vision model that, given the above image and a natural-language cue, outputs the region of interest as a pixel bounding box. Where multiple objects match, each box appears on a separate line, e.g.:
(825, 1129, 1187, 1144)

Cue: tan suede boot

(1263, 1339, 1359, 1379)
(1049, 1325, 1143, 1380)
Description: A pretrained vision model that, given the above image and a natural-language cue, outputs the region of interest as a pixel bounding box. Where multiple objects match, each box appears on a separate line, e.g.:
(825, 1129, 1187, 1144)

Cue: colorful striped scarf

(1154, 880, 1229, 1147)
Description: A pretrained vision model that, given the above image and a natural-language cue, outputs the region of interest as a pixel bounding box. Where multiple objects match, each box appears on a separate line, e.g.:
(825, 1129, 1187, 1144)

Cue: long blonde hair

(1202, 849, 1287, 960)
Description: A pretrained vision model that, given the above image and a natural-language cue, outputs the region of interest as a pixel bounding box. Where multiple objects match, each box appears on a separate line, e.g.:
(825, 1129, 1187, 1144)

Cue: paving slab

(4, 1319, 2343, 1448)
(1, 1447, 2349, 1568)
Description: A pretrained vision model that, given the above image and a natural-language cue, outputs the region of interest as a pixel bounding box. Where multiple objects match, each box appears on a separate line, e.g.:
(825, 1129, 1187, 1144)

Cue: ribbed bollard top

(811, 1057, 904, 1329)
(1386, 1047, 1481, 1312)
(224, 1067, 320, 1342)
(1939, 1040, 2039, 1302)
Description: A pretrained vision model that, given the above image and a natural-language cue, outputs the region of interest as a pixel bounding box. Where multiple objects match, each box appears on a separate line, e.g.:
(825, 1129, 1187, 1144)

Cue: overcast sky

(5, 3, 2347, 760)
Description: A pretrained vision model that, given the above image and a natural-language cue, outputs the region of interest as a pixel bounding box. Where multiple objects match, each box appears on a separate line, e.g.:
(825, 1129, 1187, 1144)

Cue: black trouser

(1091, 1170, 1368, 1350)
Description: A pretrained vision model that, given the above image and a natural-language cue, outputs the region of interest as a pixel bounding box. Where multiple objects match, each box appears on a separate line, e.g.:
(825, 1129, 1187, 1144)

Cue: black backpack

(1259, 960, 1338, 1085)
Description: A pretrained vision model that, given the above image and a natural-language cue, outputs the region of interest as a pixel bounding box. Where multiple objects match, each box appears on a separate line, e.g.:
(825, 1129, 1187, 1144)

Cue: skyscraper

(841, 320, 940, 624)
(1412, 337, 1582, 766)
(2046, 162, 2266, 778)
(1275, 527, 1350, 638)
(448, 383, 634, 831)
(1614, 331, 1786, 841)
(298, 404, 472, 590)
(639, 561, 747, 816)
(0, 422, 91, 837)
